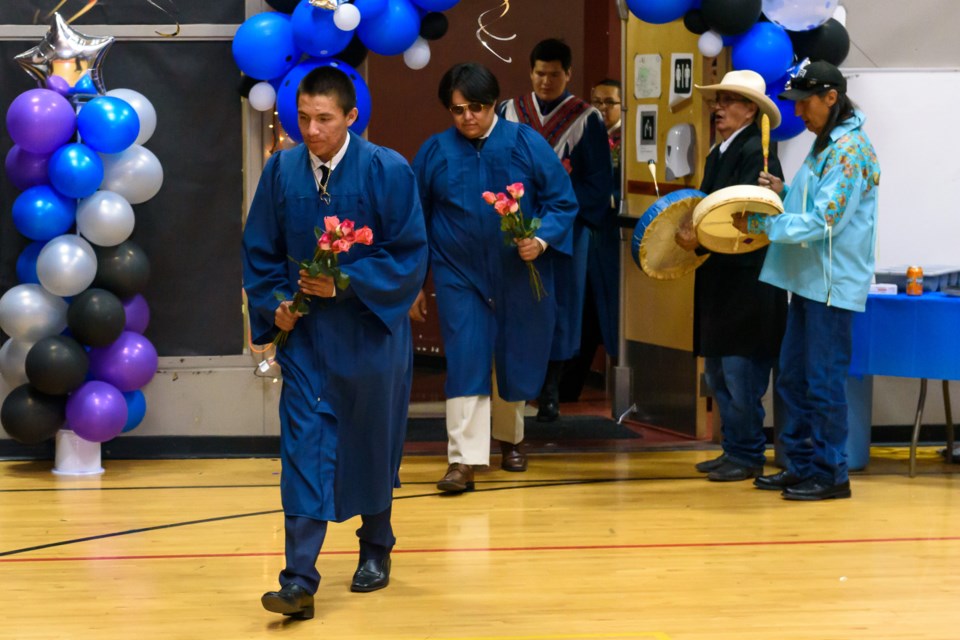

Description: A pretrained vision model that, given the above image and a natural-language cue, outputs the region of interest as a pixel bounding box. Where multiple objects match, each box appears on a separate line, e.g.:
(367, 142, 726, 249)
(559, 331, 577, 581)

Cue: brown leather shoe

(436, 463, 474, 493)
(499, 440, 528, 472)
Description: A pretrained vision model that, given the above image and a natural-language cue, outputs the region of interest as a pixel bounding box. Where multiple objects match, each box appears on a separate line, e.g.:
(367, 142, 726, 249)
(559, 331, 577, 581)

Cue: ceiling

(841, 0, 959, 68)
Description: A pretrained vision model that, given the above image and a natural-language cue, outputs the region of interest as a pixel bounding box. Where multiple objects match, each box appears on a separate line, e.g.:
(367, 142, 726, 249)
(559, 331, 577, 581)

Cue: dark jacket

(694, 122, 787, 358)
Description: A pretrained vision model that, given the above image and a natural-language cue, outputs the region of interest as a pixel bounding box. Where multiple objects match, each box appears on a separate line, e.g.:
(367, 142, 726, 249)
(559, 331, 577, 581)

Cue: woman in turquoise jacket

(734, 61, 881, 501)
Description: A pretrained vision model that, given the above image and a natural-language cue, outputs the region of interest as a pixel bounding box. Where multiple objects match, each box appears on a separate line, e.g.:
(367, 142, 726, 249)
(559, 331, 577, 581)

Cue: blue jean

(705, 355, 773, 468)
(776, 295, 854, 484)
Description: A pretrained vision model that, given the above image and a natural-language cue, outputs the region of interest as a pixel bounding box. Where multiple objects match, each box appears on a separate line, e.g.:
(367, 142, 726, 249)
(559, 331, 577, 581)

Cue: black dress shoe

(782, 477, 851, 501)
(754, 470, 806, 491)
(694, 454, 727, 473)
(536, 400, 559, 422)
(351, 554, 391, 592)
(261, 583, 314, 619)
(706, 460, 764, 482)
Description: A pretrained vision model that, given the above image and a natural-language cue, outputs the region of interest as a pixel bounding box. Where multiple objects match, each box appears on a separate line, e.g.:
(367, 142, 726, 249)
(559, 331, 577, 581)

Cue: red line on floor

(3, 535, 960, 563)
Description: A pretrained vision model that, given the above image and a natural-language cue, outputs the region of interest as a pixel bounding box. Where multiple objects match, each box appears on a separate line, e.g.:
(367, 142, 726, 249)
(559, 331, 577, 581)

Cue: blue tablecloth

(850, 293, 960, 380)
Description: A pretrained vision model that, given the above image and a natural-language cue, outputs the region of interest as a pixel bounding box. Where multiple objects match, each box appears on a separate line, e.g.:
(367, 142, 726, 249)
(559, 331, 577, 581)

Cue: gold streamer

(476, 0, 515, 63)
(42, 0, 181, 37)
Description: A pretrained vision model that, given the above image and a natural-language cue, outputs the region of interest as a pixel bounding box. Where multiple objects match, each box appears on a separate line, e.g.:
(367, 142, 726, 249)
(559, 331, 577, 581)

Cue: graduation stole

(515, 93, 590, 149)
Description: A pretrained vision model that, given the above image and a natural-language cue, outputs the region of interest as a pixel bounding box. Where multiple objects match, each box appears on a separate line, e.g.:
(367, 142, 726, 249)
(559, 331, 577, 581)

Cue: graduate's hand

(516, 237, 543, 262)
(758, 171, 784, 196)
(299, 270, 335, 298)
(275, 301, 302, 332)
(409, 290, 428, 323)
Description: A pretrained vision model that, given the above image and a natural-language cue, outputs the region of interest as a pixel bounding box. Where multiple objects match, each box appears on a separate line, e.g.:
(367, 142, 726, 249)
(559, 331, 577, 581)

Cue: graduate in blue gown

(243, 67, 427, 619)
(499, 39, 614, 421)
(410, 63, 577, 493)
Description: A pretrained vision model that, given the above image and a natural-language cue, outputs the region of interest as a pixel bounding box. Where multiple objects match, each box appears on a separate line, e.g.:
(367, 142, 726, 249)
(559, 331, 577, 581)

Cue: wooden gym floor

(1, 446, 958, 640)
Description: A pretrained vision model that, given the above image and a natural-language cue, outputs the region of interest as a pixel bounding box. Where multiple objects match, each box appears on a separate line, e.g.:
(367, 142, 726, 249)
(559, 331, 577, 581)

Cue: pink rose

(354, 226, 374, 245)
(318, 232, 333, 251)
(494, 199, 511, 216)
(506, 182, 525, 199)
(482, 191, 497, 205)
(332, 238, 353, 253)
(324, 216, 341, 232)
(339, 219, 355, 235)
(496, 192, 508, 203)
(507, 198, 519, 214)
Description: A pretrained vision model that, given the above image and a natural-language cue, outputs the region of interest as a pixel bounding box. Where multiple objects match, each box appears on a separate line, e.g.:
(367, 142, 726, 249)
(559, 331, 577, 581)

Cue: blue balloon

(16, 241, 46, 285)
(69, 74, 98, 96)
(12, 185, 77, 241)
(232, 12, 300, 81)
(354, 0, 388, 20)
(48, 143, 104, 198)
(77, 96, 141, 154)
(732, 21, 794, 84)
(625, 0, 696, 24)
(357, 0, 421, 56)
(277, 58, 373, 140)
(121, 389, 147, 433)
(292, 2, 353, 58)
(767, 66, 807, 141)
(410, 0, 459, 10)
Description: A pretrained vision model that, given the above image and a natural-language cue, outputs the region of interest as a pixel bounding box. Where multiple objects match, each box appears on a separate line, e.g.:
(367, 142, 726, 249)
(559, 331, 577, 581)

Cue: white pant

(446, 372, 525, 465)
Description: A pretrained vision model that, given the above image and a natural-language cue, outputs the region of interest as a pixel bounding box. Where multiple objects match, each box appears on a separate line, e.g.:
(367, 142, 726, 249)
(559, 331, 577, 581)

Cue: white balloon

(403, 37, 431, 71)
(334, 3, 361, 31)
(762, 0, 839, 32)
(833, 4, 846, 26)
(0, 339, 34, 388)
(106, 88, 157, 146)
(698, 31, 724, 58)
(100, 145, 164, 205)
(77, 190, 135, 247)
(248, 81, 277, 112)
(0, 284, 68, 343)
(36, 235, 98, 298)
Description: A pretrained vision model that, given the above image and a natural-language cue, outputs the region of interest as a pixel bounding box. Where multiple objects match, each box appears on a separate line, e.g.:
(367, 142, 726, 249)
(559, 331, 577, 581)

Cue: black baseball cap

(778, 60, 847, 101)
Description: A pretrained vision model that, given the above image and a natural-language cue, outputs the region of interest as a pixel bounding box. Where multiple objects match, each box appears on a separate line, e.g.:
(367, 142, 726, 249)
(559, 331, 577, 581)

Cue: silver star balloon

(14, 12, 114, 96)
(309, 0, 338, 8)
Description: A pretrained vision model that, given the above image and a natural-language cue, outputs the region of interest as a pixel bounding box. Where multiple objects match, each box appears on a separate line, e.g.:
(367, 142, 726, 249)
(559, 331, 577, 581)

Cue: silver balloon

(77, 190, 135, 247)
(762, 0, 840, 32)
(0, 284, 68, 343)
(14, 13, 114, 95)
(106, 88, 157, 146)
(100, 144, 164, 205)
(310, 0, 338, 8)
(0, 339, 35, 388)
(37, 235, 98, 297)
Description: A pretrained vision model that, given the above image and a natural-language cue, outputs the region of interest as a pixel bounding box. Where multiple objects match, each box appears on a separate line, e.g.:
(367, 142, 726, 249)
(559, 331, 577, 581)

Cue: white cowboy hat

(694, 70, 782, 129)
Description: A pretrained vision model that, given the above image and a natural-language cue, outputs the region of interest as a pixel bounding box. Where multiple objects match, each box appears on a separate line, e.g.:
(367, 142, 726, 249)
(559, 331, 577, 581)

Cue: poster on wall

(636, 105, 658, 164)
(634, 54, 661, 99)
(669, 53, 693, 108)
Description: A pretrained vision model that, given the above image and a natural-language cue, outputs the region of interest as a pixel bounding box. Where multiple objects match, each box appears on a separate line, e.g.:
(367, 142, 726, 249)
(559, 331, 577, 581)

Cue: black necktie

(469, 137, 486, 152)
(318, 164, 330, 192)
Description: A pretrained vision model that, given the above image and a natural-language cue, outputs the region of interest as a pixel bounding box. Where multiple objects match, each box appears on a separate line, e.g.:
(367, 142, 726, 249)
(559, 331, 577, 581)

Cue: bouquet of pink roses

(271, 216, 373, 346)
(482, 182, 546, 302)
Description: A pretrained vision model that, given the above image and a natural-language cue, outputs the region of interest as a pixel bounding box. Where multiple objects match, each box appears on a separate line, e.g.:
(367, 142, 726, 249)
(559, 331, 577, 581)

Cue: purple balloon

(88, 331, 158, 392)
(46, 76, 71, 96)
(122, 294, 151, 333)
(6, 89, 77, 154)
(4, 145, 51, 191)
(66, 380, 128, 443)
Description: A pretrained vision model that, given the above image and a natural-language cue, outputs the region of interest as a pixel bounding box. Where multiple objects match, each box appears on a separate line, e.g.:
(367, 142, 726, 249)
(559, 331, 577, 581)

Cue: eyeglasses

(591, 99, 621, 109)
(706, 95, 750, 110)
(449, 102, 490, 116)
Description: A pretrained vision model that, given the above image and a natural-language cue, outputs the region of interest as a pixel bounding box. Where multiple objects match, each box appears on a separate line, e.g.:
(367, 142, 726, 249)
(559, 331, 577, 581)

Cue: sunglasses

(590, 99, 621, 109)
(449, 102, 490, 116)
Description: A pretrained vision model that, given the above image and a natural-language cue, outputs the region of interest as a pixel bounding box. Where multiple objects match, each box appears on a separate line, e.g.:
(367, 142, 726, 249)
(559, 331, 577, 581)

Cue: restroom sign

(670, 53, 693, 108)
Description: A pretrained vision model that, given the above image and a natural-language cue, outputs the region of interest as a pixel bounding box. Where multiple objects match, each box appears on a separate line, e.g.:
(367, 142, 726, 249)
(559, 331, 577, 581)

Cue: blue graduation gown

(242, 134, 428, 522)
(412, 120, 578, 401)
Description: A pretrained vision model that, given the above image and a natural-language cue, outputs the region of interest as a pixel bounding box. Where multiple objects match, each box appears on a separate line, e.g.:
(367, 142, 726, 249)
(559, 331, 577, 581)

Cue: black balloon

(68, 288, 127, 347)
(701, 0, 761, 35)
(238, 74, 259, 99)
(683, 9, 709, 35)
(266, 0, 300, 13)
(25, 336, 89, 395)
(1, 384, 66, 445)
(92, 241, 151, 300)
(338, 34, 369, 68)
(789, 19, 850, 66)
(420, 12, 449, 41)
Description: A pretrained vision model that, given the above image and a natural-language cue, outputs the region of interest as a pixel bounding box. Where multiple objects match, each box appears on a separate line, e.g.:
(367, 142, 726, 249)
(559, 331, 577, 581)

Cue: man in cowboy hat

(675, 69, 787, 482)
